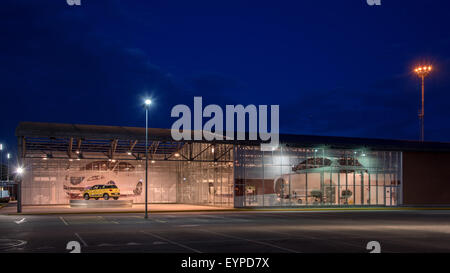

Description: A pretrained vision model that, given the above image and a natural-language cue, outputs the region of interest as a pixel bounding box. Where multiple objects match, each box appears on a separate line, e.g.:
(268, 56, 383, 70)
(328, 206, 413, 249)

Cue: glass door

(384, 186, 395, 206)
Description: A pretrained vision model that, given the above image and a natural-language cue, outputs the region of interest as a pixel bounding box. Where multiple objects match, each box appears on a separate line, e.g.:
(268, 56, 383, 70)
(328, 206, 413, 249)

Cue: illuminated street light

(6, 153, 10, 182)
(414, 65, 432, 141)
(144, 98, 152, 219)
(16, 167, 24, 175)
(16, 166, 25, 213)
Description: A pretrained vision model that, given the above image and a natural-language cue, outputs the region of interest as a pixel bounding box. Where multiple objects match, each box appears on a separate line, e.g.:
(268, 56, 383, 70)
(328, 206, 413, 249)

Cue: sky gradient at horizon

(1, 0, 450, 157)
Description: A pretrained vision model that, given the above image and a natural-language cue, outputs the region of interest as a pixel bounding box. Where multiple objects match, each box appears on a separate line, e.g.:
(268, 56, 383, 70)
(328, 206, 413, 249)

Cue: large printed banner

(63, 161, 144, 200)
(22, 160, 177, 205)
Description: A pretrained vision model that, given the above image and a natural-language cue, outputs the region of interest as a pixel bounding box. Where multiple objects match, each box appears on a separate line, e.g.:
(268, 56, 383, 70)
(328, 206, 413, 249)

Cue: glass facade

(21, 158, 178, 205)
(21, 142, 235, 207)
(20, 141, 401, 208)
(177, 143, 234, 207)
(234, 145, 401, 207)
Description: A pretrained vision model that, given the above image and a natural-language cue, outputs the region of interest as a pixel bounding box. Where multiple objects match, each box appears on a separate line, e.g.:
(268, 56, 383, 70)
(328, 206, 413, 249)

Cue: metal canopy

(16, 121, 450, 159)
(15, 122, 172, 142)
(20, 136, 182, 160)
(16, 122, 185, 160)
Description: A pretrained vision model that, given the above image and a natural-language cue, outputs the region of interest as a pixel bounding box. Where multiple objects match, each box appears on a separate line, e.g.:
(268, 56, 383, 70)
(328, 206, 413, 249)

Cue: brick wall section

(403, 151, 450, 205)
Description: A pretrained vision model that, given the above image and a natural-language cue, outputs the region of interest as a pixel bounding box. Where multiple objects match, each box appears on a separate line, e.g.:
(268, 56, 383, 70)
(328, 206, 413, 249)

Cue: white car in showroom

(63, 160, 143, 200)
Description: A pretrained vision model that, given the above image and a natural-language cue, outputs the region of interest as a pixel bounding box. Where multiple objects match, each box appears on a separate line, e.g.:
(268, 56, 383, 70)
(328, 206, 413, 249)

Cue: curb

(6, 209, 239, 215)
(5, 207, 450, 215)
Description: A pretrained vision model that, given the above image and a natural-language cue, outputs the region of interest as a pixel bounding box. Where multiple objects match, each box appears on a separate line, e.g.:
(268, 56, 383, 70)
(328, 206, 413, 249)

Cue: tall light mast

(414, 65, 432, 142)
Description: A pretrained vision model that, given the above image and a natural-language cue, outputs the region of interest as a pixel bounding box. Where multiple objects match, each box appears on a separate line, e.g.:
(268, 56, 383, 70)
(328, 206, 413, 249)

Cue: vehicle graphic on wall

(63, 160, 144, 200)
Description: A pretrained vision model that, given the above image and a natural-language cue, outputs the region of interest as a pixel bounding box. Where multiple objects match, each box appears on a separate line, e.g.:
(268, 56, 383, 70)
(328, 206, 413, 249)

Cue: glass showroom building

(15, 122, 450, 208)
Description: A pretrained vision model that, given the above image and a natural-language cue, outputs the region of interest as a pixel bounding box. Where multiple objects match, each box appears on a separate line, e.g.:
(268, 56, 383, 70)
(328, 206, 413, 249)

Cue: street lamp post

(414, 65, 432, 142)
(144, 99, 152, 219)
(6, 153, 10, 182)
(16, 167, 24, 213)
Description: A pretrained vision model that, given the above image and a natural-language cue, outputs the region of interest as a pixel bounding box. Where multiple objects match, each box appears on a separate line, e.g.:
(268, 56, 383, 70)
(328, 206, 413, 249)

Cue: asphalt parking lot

(1, 209, 450, 253)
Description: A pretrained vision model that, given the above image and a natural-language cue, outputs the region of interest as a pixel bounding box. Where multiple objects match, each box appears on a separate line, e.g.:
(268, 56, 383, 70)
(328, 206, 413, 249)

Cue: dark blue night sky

(1, 0, 450, 156)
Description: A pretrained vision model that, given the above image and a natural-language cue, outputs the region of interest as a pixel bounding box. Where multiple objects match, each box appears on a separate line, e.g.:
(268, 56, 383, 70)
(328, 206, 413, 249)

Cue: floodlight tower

(414, 65, 432, 142)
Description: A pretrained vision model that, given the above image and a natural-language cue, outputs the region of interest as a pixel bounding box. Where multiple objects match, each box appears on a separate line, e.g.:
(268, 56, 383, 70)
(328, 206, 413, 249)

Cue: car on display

(83, 184, 120, 200)
(63, 160, 143, 200)
(273, 156, 370, 205)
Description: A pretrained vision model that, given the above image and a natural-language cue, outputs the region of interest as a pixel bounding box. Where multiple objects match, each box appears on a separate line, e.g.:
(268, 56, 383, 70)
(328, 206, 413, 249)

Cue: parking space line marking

(200, 229, 300, 253)
(140, 231, 202, 253)
(59, 216, 69, 226)
(266, 229, 372, 251)
(14, 218, 26, 224)
(0, 239, 27, 250)
(75, 233, 88, 247)
(97, 216, 119, 224)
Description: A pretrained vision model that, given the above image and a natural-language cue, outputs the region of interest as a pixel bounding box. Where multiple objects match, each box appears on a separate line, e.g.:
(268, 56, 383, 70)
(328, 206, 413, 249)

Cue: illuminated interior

(234, 145, 401, 207)
(16, 122, 402, 208)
